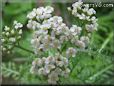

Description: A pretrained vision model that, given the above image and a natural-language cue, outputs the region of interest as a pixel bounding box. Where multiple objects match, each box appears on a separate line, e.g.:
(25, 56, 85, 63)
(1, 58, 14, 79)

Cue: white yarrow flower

(80, 36, 89, 46)
(70, 25, 82, 36)
(76, 40, 85, 48)
(4, 26, 10, 31)
(87, 8, 96, 15)
(45, 6, 54, 14)
(66, 47, 77, 58)
(11, 29, 15, 34)
(19, 29, 22, 34)
(13, 20, 23, 29)
(6, 32, 10, 36)
(27, 11, 36, 19)
(9, 37, 16, 42)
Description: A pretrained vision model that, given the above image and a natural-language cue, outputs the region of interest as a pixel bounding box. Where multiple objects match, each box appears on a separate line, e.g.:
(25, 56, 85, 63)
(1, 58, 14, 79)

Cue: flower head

(29, 0, 98, 84)
(1, 21, 23, 54)
(66, 47, 77, 58)
(30, 54, 70, 84)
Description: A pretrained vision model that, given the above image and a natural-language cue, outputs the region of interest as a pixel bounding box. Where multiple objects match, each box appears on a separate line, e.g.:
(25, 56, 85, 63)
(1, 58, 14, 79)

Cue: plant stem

(99, 32, 113, 53)
(14, 45, 34, 54)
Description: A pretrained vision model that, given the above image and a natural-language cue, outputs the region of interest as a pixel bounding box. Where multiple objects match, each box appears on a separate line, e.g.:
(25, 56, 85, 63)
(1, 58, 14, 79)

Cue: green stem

(14, 45, 34, 54)
(69, 58, 75, 74)
(99, 32, 113, 53)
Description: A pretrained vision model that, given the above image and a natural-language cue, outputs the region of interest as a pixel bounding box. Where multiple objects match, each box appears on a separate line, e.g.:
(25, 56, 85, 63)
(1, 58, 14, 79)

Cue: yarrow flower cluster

(27, 6, 54, 30)
(68, 0, 98, 32)
(1, 0, 98, 84)
(30, 16, 71, 54)
(27, 6, 54, 20)
(30, 54, 70, 84)
(29, 9, 90, 56)
(27, 0, 98, 84)
(1, 21, 23, 54)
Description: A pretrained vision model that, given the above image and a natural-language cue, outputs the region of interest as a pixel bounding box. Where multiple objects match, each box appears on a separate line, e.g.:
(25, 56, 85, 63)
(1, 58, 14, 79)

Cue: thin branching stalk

(99, 32, 113, 53)
(14, 45, 34, 54)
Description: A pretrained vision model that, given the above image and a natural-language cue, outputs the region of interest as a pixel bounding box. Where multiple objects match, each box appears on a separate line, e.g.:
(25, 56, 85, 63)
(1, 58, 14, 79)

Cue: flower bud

(67, 7, 71, 11)
(1, 39, 5, 43)
(7, 51, 10, 54)
(4, 26, 10, 31)
(66, 47, 77, 58)
(2, 47, 6, 51)
(9, 37, 16, 42)
(11, 29, 15, 34)
(17, 36, 21, 39)
(6, 32, 10, 36)
(19, 29, 22, 34)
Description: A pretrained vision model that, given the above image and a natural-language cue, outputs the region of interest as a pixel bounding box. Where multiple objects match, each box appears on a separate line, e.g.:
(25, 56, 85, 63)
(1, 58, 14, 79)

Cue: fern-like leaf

(85, 64, 114, 84)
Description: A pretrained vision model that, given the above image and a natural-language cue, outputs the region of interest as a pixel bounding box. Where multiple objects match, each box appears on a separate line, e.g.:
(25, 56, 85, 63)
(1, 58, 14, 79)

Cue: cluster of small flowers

(29, 0, 98, 84)
(27, 6, 54, 20)
(68, 0, 98, 32)
(27, 6, 54, 30)
(30, 16, 89, 55)
(1, 21, 23, 54)
(28, 11, 88, 53)
(66, 47, 77, 58)
(30, 16, 69, 54)
(30, 54, 70, 84)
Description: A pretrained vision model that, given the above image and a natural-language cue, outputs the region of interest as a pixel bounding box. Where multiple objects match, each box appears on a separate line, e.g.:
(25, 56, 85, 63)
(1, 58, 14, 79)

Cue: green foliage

(2, 50, 114, 84)
(85, 64, 114, 84)
(2, 62, 20, 80)
(92, 10, 114, 55)
(2, 61, 46, 84)
(2, 2, 34, 27)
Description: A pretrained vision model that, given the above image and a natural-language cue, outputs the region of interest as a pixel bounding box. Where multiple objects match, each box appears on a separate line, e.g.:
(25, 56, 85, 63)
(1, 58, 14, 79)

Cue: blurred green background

(1, 0, 114, 85)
